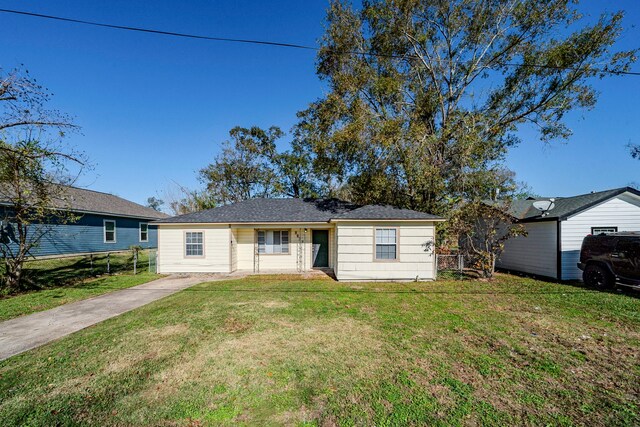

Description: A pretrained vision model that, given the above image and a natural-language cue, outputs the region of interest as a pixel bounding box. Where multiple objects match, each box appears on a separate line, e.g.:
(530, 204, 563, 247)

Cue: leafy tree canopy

(199, 125, 320, 204)
(146, 196, 164, 211)
(297, 0, 636, 215)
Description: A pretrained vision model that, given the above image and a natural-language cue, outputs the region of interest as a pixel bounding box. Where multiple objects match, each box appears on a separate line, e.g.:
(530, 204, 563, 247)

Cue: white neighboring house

(153, 198, 443, 281)
(496, 187, 640, 281)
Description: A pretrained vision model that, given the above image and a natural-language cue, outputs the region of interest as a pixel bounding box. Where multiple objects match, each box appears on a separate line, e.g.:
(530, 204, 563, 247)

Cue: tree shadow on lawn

(494, 270, 640, 299)
(174, 285, 638, 297)
(0, 254, 142, 298)
(224, 272, 639, 298)
(28, 255, 136, 281)
(554, 279, 640, 299)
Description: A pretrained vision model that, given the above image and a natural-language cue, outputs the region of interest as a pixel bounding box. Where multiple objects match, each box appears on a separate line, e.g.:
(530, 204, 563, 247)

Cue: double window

(185, 231, 204, 257)
(375, 228, 397, 260)
(591, 226, 617, 235)
(104, 220, 116, 243)
(139, 223, 149, 242)
(257, 230, 289, 254)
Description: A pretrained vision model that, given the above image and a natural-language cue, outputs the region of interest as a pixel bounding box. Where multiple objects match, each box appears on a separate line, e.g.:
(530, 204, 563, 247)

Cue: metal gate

(435, 254, 465, 280)
(148, 250, 157, 273)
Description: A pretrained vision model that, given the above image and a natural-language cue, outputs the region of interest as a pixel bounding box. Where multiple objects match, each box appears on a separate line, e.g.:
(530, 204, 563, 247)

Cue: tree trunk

(3, 258, 23, 292)
(491, 253, 496, 278)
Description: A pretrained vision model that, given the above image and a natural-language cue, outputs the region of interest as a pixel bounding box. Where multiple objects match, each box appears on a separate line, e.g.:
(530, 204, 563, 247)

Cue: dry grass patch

(142, 316, 386, 424)
(103, 323, 192, 375)
(260, 300, 290, 309)
(223, 316, 253, 333)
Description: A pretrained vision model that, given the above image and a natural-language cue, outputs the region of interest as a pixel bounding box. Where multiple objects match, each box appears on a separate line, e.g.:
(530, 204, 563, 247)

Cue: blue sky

(0, 0, 638, 207)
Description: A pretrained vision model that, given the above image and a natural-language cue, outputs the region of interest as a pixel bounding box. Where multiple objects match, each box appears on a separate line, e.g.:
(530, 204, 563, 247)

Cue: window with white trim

(139, 223, 149, 242)
(104, 220, 116, 243)
(185, 232, 204, 257)
(375, 228, 397, 260)
(257, 230, 289, 254)
(591, 226, 617, 235)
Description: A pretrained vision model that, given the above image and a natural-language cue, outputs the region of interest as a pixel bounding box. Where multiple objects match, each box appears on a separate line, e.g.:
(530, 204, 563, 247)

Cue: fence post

(434, 254, 438, 280)
(90, 254, 93, 275)
(107, 252, 110, 274)
(133, 250, 137, 275)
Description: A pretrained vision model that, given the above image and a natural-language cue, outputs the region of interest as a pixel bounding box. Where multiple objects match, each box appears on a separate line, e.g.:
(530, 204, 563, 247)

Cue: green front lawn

(0, 272, 161, 322)
(0, 251, 161, 321)
(12, 250, 155, 288)
(1, 274, 638, 426)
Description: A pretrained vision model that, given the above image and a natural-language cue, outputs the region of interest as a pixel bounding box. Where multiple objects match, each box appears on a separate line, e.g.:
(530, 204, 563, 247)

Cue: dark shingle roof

(336, 204, 442, 220)
(0, 185, 168, 220)
(506, 187, 640, 222)
(155, 198, 442, 224)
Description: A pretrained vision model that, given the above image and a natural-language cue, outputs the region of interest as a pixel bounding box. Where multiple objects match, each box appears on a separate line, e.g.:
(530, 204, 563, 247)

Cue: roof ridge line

(558, 187, 628, 200)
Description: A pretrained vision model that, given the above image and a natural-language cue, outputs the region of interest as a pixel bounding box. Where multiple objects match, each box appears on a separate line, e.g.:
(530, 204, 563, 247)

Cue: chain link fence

(18, 249, 158, 286)
(435, 254, 466, 280)
(148, 250, 157, 273)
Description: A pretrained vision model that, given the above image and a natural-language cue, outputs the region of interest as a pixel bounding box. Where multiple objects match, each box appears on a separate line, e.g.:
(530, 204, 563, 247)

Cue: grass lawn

(0, 274, 638, 426)
(0, 251, 161, 321)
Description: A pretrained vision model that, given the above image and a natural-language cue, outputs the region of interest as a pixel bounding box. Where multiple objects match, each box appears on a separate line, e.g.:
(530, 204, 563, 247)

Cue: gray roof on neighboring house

(154, 198, 442, 224)
(0, 185, 168, 220)
(504, 187, 640, 222)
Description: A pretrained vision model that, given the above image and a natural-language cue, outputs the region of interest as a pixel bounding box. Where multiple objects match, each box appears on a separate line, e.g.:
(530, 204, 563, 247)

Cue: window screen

(104, 220, 116, 243)
(140, 223, 149, 242)
(257, 230, 289, 254)
(185, 232, 204, 256)
(375, 228, 397, 260)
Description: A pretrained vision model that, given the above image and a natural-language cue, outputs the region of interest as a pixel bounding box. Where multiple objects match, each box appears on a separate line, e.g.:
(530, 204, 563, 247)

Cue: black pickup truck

(578, 232, 640, 289)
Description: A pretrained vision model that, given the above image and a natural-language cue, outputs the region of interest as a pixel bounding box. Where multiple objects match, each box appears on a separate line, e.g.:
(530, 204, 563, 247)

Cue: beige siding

(235, 226, 334, 272)
(236, 228, 255, 271)
(335, 222, 436, 281)
(230, 228, 238, 272)
(236, 227, 303, 271)
(561, 194, 640, 280)
(158, 221, 436, 280)
(496, 222, 557, 279)
(157, 225, 230, 273)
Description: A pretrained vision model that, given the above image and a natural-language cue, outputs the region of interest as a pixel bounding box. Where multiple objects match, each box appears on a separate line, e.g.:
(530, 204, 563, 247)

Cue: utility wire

(2, 7, 639, 77)
(0, 8, 318, 51)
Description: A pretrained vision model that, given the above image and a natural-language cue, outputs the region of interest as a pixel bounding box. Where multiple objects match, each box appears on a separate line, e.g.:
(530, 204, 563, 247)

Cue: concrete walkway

(0, 274, 224, 361)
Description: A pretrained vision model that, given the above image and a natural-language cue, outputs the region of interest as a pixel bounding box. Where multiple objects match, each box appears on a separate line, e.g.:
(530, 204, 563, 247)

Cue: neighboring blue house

(0, 186, 167, 258)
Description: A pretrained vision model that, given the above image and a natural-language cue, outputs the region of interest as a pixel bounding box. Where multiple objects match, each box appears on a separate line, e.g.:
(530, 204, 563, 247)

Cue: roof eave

(558, 187, 640, 220)
(517, 216, 559, 223)
(153, 220, 332, 225)
(0, 202, 166, 221)
(330, 218, 445, 222)
(154, 218, 445, 225)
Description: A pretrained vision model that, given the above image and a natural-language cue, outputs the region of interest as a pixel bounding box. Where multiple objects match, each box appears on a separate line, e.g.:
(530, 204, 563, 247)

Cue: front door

(312, 230, 329, 268)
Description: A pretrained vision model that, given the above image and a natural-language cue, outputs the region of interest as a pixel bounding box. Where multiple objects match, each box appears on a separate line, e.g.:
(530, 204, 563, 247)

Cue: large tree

(0, 68, 85, 291)
(146, 196, 164, 211)
(299, 0, 636, 215)
(199, 126, 320, 204)
(164, 183, 217, 216)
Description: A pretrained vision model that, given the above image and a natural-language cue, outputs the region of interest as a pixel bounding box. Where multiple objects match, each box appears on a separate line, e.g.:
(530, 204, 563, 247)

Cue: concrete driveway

(0, 274, 224, 361)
